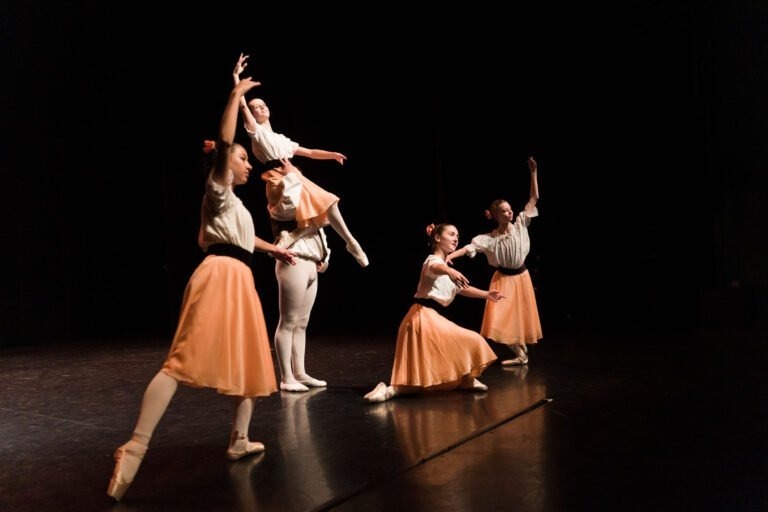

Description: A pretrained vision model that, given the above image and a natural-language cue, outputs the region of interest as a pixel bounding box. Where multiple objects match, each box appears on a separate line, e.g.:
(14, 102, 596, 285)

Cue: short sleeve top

(245, 123, 300, 164)
(414, 254, 459, 307)
(199, 171, 255, 253)
(464, 208, 538, 269)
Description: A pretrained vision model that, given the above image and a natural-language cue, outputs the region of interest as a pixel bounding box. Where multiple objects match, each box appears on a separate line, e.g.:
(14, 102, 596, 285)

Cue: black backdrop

(3, 3, 767, 347)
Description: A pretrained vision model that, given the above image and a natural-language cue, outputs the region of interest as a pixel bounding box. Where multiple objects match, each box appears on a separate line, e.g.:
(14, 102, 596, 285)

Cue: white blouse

(199, 171, 255, 253)
(245, 123, 299, 164)
(463, 208, 538, 269)
(414, 255, 459, 307)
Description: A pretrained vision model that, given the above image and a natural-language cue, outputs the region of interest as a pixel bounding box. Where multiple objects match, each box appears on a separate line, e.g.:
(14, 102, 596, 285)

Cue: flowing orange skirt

(162, 255, 277, 397)
(480, 269, 542, 346)
(263, 169, 340, 229)
(390, 304, 497, 389)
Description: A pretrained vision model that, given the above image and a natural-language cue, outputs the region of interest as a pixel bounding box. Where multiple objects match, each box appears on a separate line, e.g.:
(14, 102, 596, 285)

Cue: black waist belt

(414, 297, 448, 313)
(263, 158, 292, 169)
(207, 243, 252, 266)
(496, 264, 526, 276)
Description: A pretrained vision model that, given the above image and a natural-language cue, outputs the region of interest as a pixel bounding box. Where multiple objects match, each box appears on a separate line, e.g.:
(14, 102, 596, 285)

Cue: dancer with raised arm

(107, 77, 295, 501)
(447, 156, 542, 365)
(233, 52, 368, 267)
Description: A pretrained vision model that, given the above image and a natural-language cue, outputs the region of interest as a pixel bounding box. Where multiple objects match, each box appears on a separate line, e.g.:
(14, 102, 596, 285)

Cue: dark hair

(202, 140, 218, 171)
(425, 222, 454, 252)
(201, 140, 243, 175)
(486, 199, 510, 221)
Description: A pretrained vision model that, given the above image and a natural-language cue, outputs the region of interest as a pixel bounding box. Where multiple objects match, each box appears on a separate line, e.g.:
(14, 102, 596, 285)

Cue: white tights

(274, 258, 319, 383)
(128, 371, 254, 447)
(326, 203, 357, 246)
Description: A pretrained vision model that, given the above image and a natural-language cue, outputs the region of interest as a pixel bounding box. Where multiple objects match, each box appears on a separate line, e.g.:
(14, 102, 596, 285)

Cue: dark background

(2, 3, 767, 347)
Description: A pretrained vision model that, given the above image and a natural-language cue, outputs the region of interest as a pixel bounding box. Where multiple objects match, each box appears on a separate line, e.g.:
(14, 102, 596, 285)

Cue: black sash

(207, 243, 252, 266)
(496, 264, 526, 276)
(414, 297, 448, 313)
(263, 158, 292, 169)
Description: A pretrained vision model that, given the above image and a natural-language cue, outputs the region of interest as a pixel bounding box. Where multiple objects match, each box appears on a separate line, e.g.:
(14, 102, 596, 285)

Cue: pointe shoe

(345, 241, 369, 267)
(280, 380, 309, 392)
(296, 375, 327, 388)
(226, 433, 265, 461)
(502, 345, 529, 366)
(107, 439, 148, 501)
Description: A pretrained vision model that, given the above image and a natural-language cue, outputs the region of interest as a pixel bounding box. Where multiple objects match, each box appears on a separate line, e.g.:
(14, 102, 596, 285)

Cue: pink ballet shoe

(280, 380, 310, 392)
(107, 439, 148, 501)
(364, 382, 395, 402)
(501, 356, 528, 366)
(502, 345, 529, 366)
(364, 382, 387, 402)
(296, 375, 327, 388)
(458, 376, 488, 391)
(345, 241, 369, 267)
(226, 432, 265, 461)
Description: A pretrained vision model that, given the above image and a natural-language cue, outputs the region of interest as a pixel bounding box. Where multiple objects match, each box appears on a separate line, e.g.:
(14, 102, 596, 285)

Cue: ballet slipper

(280, 380, 309, 392)
(226, 432, 265, 461)
(107, 439, 148, 501)
(502, 345, 529, 366)
(364, 382, 387, 402)
(296, 375, 327, 388)
(458, 376, 488, 391)
(345, 241, 369, 267)
(501, 356, 528, 366)
(364, 382, 395, 402)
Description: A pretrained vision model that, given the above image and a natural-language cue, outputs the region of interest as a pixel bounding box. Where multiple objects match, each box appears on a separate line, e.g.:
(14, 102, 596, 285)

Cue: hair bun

(202, 140, 216, 154)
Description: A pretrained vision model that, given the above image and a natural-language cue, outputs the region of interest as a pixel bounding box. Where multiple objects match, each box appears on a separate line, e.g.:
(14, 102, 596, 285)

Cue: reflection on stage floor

(0, 329, 765, 511)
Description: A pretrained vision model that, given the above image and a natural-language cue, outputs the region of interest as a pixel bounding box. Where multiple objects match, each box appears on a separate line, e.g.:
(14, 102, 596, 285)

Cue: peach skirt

(263, 169, 340, 229)
(162, 255, 277, 397)
(480, 269, 542, 346)
(390, 304, 497, 389)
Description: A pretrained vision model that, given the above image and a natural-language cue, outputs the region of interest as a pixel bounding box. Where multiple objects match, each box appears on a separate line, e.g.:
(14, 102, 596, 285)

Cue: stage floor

(1, 329, 766, 511)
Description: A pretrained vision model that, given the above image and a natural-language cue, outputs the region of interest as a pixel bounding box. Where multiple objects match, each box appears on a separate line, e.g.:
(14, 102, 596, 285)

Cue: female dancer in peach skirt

(233, 53, 368, 267)
(107, 78, 295, 501)
(447, 156, 542, 366)
(364, 223, 504, 402)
